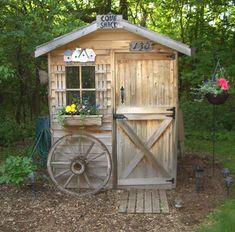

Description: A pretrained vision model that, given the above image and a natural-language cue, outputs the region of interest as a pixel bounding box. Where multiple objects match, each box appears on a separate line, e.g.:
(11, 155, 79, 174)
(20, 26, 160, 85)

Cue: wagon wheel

(47, 132, 112, 196)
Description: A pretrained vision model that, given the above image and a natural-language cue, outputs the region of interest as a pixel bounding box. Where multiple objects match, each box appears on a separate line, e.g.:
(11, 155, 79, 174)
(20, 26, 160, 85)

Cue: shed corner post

(173, 51, 179, 188)
(111, 49, 118, 189)
(47, 52, 54, 145)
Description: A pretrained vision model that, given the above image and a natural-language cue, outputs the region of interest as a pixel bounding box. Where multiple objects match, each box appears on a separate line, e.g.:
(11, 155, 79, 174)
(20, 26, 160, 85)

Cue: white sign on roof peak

(96, 14, 123, 29)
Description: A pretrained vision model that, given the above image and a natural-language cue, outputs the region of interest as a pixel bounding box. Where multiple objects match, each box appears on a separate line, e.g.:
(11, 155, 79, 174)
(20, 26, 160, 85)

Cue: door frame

(111, 51, 178, 189)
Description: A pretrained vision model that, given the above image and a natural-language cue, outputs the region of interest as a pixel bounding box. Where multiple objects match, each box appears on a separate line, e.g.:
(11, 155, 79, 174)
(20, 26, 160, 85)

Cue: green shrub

(0, 156, 35, 187)
(0, 118, 21, 146)
(180, 94, 235, 132)
(0, 117, 35, 146)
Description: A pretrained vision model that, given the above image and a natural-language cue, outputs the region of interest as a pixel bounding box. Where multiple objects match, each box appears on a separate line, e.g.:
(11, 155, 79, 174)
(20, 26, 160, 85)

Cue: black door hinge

(113, 114, 127, 120)
(166, 107, 175, 119)
(166, 178, 175, 184)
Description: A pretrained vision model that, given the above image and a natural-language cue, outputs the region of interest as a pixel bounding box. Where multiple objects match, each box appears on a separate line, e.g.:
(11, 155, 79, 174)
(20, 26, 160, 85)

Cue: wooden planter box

(63, 115, 103, 126)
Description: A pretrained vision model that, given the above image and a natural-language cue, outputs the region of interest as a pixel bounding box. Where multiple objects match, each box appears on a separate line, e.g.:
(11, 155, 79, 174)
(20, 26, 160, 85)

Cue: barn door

(114, 53, 177, 188)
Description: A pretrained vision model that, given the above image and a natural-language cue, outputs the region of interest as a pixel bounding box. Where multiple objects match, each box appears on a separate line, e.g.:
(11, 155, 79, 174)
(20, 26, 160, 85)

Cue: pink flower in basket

(217, 77, 229, 91)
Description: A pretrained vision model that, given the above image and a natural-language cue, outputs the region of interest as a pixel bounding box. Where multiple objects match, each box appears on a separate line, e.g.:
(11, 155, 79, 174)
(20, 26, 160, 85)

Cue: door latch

(120, 86, 125, 104)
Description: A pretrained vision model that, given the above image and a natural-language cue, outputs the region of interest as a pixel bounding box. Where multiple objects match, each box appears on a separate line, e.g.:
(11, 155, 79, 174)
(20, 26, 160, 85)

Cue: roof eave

(121, 20, 192, 56)
(34, 22, 97, 58)
(35, 19, 192, 57)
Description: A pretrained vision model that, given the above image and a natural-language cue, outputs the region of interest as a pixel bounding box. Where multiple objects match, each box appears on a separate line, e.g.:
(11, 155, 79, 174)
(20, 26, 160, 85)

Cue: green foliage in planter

(0, 156, 36, 187)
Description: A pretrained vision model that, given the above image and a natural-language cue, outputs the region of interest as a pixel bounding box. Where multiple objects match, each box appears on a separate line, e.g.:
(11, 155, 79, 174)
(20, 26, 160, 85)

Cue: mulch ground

(0, 154, 230, 232)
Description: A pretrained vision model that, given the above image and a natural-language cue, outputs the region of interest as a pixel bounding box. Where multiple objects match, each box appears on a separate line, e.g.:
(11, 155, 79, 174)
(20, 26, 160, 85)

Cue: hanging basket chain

(211, 54, 226, 80)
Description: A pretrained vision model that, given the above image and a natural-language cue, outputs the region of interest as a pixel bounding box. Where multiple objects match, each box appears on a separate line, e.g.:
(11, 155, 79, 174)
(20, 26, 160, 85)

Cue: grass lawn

(185, 130, 235, 232)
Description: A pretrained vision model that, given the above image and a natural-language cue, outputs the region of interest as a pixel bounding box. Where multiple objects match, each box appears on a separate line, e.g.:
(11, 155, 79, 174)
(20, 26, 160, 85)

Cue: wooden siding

(49, 29, 175, 141)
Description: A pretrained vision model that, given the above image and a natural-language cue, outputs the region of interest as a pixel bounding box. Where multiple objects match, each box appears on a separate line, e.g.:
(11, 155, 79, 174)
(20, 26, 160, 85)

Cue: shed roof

(35, 18, 192, 57)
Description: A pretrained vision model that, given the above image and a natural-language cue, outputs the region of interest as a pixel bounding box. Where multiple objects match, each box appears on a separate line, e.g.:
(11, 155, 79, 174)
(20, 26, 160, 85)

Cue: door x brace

(117, 118, 172, 179)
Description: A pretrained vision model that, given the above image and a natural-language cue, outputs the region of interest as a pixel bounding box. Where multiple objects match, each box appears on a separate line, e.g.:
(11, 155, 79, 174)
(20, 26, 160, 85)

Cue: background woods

(0, 0, 234, 146)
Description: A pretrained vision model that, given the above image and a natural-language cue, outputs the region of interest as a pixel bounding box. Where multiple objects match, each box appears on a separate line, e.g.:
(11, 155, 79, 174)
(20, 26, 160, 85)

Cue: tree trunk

(119, 0, 128, 19)
(32, 67, 40, 117)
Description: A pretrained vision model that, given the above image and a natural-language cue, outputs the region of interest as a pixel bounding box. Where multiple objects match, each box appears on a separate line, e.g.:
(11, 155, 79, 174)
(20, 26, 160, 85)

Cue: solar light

(194, 165, 204, 193)
(222, 168, 230, 178)
(27, 172, 36, 194)
(225, 176, 234, 196)
(175, 196, 183, 209)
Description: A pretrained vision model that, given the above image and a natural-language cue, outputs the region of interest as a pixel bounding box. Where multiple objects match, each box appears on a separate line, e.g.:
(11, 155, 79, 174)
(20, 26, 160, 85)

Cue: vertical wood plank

(159, 190, 169, 213)
(136, 189, 144, 213)
(118, 191, 129, 213)
(144, 190, 152, 213)
(127, 190, 136, 213)
(152, 190, 160, 213)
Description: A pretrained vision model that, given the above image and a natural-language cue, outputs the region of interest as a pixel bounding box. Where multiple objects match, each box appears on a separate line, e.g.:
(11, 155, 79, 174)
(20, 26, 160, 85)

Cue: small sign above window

(129, 41, 153, 52)
(96, 14, 123, 29)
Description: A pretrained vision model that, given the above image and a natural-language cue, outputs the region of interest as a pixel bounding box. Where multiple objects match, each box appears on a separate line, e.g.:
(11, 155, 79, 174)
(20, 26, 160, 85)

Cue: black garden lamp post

(225, 176, 234, 196)
(194, 165, 204, 193)
(222, 168, 230, 178)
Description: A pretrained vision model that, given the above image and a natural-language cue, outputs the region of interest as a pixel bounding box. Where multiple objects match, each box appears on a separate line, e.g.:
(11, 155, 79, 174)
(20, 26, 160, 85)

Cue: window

(66, 66, 96, 105)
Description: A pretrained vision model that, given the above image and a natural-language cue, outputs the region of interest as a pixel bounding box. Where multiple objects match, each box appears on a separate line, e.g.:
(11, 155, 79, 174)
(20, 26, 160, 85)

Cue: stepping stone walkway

(118, 189, 169, 214)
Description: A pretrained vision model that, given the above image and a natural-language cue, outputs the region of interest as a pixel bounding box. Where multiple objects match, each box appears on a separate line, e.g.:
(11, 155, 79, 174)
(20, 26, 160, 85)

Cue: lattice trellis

(96, 64, 110, 109)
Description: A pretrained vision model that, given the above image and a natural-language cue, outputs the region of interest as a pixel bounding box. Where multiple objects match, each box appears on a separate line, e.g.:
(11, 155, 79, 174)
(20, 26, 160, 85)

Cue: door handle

(120, 86, 125, 104)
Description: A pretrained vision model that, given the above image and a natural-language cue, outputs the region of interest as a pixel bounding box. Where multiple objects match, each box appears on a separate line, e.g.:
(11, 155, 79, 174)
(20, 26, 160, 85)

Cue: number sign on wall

(129, 41, 153, 51)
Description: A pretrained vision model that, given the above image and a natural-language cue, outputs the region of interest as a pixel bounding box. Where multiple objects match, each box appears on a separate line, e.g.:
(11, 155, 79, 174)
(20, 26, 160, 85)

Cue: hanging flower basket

(205, 92, 229, 105)
(63, 115, 103, 126)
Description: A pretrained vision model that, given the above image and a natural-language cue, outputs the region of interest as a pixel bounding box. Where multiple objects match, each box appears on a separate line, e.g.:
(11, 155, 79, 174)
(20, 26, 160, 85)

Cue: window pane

(66, 67, 80, 88)
(66, 91, 80, 104)
(82, 66, 95, 88)
(82, 91, 96, 106)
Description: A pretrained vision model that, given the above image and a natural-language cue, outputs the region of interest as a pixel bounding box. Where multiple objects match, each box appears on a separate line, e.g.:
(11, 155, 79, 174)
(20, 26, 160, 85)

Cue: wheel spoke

(55, 151, 68, 158)
(78, 138, 82, 155)
(87, 171, 105, 183)
(84, 142, 95, 158)
(54, 169, 70, 178)
(87, 152, 106, 162)
(77, 175, 80, 189)
(83, 172, 93, 188)
(64, 174, 75, 188)
(51, 161, 71, 165)
(66, 138, 76, 156)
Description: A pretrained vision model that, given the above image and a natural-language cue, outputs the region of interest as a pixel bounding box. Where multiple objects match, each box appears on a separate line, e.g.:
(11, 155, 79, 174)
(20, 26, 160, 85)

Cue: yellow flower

(71, 104, 76, 108)
(65, 105, 72, 113)
(70, 108, 76, 113)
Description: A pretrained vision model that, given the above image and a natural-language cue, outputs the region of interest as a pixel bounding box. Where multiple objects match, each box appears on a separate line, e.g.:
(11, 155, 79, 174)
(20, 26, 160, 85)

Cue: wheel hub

(70, 158, 86, 175)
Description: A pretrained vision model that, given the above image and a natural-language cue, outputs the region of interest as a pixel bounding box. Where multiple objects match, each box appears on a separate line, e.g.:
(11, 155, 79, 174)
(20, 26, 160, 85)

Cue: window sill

(63, 115, 103, 126)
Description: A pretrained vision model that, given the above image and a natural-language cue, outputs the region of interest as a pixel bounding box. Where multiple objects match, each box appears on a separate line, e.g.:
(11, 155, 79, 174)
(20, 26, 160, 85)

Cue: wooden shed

(35, 14, 192, 195)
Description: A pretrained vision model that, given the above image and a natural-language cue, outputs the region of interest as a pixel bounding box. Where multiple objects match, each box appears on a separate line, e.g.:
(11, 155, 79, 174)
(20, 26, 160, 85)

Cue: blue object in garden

(31, 116, 51, 166)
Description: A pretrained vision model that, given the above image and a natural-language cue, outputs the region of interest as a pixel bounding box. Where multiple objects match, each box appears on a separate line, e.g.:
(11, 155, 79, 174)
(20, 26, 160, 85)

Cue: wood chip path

(118, 189, 169, 214)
